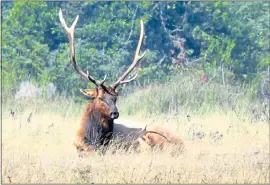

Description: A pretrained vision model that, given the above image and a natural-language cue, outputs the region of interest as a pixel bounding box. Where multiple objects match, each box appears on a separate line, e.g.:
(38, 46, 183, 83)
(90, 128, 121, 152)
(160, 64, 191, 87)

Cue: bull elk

(59, 9, 184, 155)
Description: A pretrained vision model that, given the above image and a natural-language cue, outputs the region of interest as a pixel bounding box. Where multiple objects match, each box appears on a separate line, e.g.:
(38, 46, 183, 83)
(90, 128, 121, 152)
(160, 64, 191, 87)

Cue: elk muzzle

(110, 111, 119, 119)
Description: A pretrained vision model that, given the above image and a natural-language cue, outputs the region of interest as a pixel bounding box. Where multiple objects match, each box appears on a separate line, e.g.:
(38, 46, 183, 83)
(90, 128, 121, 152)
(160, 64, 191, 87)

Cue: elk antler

(59, 9, 107, 88)
(110, 20, 147, 89)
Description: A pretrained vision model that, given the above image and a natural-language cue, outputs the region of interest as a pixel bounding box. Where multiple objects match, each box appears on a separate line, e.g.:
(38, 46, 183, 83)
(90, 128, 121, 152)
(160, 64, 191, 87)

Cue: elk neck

(79, 101, 114, 148)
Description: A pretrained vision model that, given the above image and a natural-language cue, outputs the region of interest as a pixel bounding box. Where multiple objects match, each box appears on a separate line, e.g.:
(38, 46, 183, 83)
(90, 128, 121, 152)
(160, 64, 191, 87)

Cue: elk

(59, 9, 184, 155)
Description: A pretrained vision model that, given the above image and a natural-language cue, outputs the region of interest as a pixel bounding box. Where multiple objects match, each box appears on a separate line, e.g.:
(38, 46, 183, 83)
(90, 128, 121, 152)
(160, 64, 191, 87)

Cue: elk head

(79, 87, 119, 120)
(59, 9, 146, 121)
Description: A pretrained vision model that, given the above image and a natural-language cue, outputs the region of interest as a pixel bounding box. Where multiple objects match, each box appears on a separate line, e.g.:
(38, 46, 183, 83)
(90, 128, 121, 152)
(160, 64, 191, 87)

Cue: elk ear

(79, 89, 97, 98)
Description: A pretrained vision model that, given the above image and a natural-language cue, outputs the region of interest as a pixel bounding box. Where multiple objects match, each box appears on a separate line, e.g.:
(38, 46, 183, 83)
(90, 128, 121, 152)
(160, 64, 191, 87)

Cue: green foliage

(1, 2, 269, 98)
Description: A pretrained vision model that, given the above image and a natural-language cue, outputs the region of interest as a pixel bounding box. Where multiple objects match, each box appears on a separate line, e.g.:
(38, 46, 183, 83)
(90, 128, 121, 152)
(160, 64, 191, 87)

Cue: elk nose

(110, 112, 119, 119)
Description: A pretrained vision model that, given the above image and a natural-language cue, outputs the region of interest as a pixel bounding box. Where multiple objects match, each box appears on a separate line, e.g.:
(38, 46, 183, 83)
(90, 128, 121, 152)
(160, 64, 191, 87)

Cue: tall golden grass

(2, 72, 269, 183)
(2, 99, 269, 184)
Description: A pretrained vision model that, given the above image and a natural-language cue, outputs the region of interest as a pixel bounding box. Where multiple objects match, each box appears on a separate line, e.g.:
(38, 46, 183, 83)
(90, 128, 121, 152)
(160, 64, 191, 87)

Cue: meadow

(2, 72, 269, 184)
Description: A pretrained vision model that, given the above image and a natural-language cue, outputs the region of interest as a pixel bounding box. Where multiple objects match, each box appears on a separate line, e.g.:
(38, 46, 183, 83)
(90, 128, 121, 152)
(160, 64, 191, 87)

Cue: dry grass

(1, 103, 269, 184)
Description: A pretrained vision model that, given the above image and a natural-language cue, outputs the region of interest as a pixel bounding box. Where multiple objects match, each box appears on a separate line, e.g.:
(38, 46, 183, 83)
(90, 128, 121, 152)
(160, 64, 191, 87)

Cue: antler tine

(59, 8, 107, 88)
(99, 74, 107, 88)
(110, 20, 147, 89)
(118, 73, 138, 86)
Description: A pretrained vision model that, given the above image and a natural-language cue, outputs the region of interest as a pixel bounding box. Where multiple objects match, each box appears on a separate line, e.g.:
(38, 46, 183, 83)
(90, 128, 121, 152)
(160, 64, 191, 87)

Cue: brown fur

(74, 87, 118, 155)
(141, 125, 185, 153)
(109, 124, 185, 155)
(74, 87, 185, 156)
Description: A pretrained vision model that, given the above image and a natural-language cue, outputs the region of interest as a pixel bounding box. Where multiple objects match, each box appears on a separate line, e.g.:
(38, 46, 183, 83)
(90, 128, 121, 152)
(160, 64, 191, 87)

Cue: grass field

(2, 73, 270, 184)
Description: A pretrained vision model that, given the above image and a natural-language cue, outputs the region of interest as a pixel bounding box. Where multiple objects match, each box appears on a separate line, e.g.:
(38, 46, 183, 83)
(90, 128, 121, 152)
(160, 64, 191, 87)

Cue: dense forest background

(1, 1, 269, 99)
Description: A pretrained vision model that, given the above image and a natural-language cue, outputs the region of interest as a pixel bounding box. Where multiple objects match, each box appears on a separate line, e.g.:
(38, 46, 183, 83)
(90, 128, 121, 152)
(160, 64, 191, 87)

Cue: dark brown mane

(75, 97, 115, 154)
(83, 106, 114, 148)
